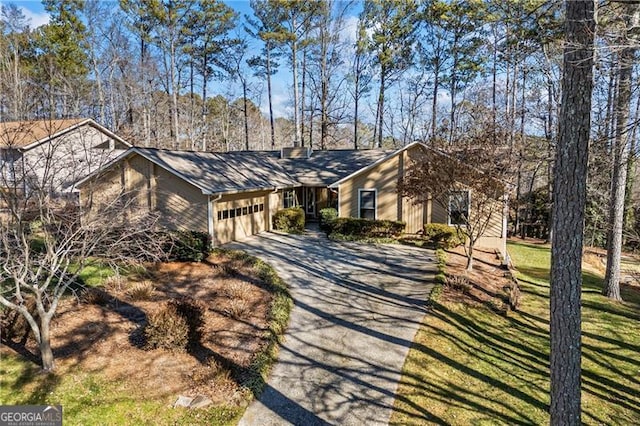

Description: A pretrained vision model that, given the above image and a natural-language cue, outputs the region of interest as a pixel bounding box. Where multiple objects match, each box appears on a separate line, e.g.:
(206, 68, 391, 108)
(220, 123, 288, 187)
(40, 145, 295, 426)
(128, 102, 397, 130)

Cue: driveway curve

(227, 228, 436, 426)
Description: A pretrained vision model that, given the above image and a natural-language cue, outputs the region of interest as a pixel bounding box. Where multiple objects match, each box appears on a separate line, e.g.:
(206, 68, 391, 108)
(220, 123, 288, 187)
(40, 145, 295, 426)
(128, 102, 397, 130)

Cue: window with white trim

(358, 189, 376, 219)
(283, 189, 296, 208)
(449, 190, 470, 226)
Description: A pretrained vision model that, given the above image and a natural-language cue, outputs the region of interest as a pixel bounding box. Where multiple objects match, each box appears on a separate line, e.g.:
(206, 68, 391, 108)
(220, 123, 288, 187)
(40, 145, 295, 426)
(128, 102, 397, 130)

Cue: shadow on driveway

(228, 229, 436, 426)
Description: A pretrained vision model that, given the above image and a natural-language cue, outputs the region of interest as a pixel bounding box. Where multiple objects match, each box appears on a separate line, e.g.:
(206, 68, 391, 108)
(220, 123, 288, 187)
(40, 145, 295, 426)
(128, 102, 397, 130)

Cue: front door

(305, 187, 316, 218)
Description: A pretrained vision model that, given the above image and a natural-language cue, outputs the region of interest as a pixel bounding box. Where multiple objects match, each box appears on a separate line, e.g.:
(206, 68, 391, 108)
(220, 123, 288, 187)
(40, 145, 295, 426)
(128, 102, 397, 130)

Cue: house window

(283, 190, 296, 208)
(249, 205, 253, 214)
(217, 211, 222, 221)
(222, 209, 229, 219)
(254, 204, 259, 213)
(230, 209, 236, 218)
(449, 190, 470, 226)
(358, 189, 376, 220)
(259, 203, 264, 212)
(242, 206, 248, 215)
(0, 148, 18, 185)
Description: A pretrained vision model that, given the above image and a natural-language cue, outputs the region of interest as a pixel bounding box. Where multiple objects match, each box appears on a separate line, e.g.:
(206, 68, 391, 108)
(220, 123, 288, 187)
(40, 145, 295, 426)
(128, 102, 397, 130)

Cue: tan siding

(339, 153, 400, 220)
(431, 200, 448, 224)
(154, 166, 208, 232)
(480, 198, 504, 238)
(403, 197, 425, 233)
(126, 155, 150, 209)
(82, 166, 123, 221)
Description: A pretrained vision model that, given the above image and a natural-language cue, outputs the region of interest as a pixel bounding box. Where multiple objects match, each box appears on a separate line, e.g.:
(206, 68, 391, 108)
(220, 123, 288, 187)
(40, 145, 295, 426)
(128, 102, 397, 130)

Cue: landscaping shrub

(224, 281, 252, 300)
(126, 281, 156, 301)
(103, 275, 126, 295)
(319, 208, 338, 232)
(445, 274, 472, 293)
(273, 207, 305, 233)
(80, 287, 112, 306)
(144, 302, 189, 352)
(165, 230, 211, 262)
(423, 223, 464, 248)
(168, 297, 206, 345)
(330, 218, 405, 238)
(224, 299, 251, 320)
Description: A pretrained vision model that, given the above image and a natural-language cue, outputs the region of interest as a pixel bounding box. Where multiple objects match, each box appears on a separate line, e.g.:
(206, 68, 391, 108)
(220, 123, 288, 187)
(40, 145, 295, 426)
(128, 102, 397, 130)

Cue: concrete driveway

(227, 228, 436, 426)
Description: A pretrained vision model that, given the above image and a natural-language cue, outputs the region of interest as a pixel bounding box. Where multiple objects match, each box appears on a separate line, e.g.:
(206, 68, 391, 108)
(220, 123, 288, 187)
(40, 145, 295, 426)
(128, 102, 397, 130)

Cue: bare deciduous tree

(400, 129, 509, 270)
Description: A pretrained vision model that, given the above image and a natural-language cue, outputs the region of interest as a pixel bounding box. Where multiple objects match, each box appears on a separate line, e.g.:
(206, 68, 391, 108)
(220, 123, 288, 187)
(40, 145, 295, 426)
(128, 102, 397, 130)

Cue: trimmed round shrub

(168, 297, 205, 345)
(319, 208, 338, 232)
(273, 207, 305, 233)
(423, 223, 464, 248)
(144, 302, 189, 352)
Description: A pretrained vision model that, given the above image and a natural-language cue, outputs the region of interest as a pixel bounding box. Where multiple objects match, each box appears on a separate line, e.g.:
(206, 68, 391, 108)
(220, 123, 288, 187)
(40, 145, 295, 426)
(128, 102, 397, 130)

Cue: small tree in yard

(0, 193, 169, 372)
(0, 125, 168, 372)
(400, 133, 509, 271)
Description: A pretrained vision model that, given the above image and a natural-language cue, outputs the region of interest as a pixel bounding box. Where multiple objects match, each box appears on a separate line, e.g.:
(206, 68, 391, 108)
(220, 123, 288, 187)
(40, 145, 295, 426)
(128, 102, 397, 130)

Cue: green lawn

(390, 240, 640, 425)
(0, 354, 242, 425)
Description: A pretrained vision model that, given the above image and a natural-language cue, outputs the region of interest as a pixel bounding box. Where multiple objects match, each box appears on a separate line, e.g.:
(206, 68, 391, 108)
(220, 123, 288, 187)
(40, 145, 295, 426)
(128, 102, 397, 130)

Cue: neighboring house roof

(274, 149, 393, 186)
(0, 118, 132, 150)
(74, 147, 299, 195)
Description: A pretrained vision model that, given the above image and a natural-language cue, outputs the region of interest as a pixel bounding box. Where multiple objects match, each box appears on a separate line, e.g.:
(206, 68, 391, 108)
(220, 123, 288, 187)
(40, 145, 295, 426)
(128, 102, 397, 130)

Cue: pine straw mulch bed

(1, 251, 286, 408)
(441, 246, 515, 313)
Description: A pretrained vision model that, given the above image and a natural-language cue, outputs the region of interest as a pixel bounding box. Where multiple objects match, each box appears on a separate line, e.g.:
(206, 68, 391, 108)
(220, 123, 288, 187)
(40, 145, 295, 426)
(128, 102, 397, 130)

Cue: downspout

(208, 194, 223, 248)
(269, 187, 278, 231)
(329, 187, 339, 217)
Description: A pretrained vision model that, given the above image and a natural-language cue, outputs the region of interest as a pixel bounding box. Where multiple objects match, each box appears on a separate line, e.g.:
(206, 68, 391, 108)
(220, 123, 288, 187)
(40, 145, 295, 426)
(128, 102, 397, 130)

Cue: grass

(390, 240, 640, 425)
(0, 353, 243, 425)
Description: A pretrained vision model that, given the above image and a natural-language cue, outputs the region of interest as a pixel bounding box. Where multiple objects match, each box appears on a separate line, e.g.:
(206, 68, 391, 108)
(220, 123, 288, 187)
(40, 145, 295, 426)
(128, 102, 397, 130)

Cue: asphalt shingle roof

(0, 119, 86, 148)
(274, 149, 393, 186)
(135, 148, 298, 195)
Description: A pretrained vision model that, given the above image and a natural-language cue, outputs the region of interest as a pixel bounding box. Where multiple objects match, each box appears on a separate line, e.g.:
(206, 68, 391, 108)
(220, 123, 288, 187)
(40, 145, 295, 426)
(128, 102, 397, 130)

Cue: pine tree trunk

(243, 81, 249, 151)
(604, 36, 637, 301)
(267, 47, 276, 150)
(549, 2, 595, 424)
(292, 36, 301, 147)
(376, 70, 385, 148)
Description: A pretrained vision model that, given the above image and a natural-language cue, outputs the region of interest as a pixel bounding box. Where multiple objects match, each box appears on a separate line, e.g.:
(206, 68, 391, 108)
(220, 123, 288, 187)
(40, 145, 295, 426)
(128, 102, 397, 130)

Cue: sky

(0, 0, 363, 120)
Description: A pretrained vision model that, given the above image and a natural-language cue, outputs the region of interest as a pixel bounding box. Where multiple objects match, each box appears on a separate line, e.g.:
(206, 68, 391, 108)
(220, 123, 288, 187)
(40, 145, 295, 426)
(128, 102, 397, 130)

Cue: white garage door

(214, 196, 267, 245)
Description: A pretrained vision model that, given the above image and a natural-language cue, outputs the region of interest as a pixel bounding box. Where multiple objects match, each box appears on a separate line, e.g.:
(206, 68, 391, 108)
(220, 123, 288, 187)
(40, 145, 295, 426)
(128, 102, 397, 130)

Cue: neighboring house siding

(431, 200, 449, 224)
(22, 124, 126, 193)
